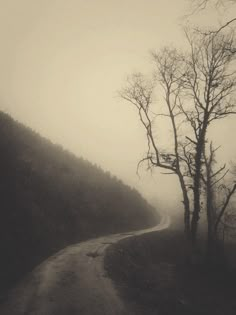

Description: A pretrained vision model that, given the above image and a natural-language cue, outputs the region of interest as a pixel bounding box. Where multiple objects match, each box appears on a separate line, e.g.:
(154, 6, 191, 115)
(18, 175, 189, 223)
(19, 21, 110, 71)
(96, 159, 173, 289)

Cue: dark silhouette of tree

(120, 50, 191, 239)
(180, 29, 236, 247)
(202, 143, 236, 262)
(120, 27, 236, 259)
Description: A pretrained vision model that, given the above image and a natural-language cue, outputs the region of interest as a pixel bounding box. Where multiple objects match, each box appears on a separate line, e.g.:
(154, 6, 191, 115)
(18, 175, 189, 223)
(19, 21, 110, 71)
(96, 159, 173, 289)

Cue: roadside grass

(104, 229, 236, 315)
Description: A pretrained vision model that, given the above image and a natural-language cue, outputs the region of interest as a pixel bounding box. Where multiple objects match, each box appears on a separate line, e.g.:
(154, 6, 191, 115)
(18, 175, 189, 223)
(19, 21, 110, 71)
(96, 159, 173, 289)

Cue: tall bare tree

(120, 28, 236, 255)
(179, 29, 236, 244)
(120, 49, 192, 238)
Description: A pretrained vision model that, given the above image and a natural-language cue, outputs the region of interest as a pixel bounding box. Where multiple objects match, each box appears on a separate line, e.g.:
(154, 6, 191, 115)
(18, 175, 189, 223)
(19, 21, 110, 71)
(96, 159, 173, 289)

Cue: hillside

(0, 111, 159, 295)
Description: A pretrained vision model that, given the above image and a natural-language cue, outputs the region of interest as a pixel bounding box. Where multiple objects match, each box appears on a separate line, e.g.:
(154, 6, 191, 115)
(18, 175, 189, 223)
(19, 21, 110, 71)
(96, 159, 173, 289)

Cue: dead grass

(104, 230, 236, 315)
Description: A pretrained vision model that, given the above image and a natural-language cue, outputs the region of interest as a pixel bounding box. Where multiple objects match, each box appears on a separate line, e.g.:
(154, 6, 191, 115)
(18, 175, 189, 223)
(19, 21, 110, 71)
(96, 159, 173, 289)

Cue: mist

(1, 1, 236, 315)
(0, 0, 235, 210)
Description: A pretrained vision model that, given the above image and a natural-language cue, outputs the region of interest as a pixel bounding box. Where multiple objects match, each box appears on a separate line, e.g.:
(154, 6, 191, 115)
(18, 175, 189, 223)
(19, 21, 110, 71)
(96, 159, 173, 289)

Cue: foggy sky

(0, 0, 235, 211)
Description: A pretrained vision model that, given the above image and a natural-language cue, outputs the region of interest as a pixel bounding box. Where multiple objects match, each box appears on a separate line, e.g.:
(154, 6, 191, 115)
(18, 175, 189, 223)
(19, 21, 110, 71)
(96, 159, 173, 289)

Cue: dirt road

(0, 214, 169, 315)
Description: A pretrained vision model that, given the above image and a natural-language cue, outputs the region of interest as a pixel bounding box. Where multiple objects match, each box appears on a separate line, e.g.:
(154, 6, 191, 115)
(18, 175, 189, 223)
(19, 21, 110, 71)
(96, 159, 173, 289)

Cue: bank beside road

(105, 219, 236, 315)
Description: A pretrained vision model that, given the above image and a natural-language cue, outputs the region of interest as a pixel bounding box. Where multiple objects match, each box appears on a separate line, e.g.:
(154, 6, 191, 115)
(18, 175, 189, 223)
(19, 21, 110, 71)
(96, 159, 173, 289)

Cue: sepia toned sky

(0, 0, 235, 210)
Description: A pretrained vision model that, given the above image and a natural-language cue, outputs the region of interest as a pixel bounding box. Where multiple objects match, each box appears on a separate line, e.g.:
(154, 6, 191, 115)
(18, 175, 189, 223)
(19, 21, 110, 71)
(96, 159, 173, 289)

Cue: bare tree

(202, 143, 236, 261)
(179, 29, 236, 245)
(120, 28, 236, 257)
(214, 183, 236, 233)
(120, 49, 192, 238)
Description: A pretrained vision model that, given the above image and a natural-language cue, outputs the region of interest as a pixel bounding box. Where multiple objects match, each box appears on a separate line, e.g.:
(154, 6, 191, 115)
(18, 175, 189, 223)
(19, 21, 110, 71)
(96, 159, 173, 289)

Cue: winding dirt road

(0, 214, 170, 315)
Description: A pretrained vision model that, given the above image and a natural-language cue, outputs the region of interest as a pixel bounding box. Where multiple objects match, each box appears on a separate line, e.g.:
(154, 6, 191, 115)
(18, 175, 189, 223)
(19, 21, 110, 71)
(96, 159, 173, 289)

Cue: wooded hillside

(0, 111, 158, 294)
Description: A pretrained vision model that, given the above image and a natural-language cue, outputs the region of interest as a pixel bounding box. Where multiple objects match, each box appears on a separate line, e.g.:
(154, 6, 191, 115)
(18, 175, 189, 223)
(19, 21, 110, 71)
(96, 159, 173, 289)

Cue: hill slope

(0, 111, 158, 294)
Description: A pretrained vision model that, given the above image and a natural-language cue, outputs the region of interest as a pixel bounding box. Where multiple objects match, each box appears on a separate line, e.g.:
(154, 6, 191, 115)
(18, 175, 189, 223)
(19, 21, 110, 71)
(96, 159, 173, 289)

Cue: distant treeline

(0, 111, 159, 294)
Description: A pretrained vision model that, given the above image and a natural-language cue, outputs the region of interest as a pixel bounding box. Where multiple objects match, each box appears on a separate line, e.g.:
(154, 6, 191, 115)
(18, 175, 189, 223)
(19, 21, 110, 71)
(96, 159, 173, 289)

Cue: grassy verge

(104, 229, 236, 315)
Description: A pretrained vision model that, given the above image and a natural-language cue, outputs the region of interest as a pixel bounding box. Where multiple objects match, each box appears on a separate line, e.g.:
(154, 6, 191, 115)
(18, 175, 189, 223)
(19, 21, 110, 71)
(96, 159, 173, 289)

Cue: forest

(0, 111, 158, 295)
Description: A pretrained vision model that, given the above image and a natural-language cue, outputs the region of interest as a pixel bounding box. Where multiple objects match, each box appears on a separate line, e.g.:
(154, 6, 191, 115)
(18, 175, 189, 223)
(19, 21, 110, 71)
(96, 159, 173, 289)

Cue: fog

(0, 0, 235, 211)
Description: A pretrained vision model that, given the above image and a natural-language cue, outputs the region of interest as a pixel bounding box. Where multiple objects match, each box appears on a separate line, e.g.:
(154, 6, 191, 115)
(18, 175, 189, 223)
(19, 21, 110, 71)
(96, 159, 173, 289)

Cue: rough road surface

(0, 214, 170, 315)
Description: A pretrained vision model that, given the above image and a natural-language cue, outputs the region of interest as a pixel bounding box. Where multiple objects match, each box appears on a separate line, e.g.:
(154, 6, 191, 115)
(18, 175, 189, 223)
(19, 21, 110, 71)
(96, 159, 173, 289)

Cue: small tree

(202, 143, 236, 262)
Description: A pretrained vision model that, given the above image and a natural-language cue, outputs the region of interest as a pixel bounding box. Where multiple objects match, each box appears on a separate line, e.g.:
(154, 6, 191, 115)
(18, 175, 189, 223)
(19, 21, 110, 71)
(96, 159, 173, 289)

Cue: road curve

(0, 214, 170, 315)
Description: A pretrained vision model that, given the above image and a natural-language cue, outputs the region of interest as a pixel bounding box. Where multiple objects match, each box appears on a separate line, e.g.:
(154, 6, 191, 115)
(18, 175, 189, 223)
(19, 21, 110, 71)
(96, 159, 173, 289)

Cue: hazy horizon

(0, 0, 235, 211)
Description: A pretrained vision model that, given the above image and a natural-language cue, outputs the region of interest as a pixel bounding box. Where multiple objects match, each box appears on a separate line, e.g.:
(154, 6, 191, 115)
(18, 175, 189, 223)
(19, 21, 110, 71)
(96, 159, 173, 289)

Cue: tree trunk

(191, 128, 207, 247)
(191, 148, 202, 245)
(184, 201, 191, 238)
(178, 174, 191, 238)
(205, 158, 214, 261)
